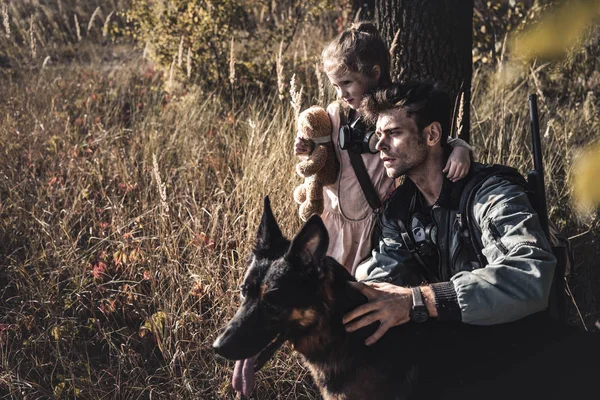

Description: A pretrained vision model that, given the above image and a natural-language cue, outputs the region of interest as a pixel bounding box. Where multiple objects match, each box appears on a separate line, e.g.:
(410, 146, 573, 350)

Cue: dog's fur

(213, 198, 600, 400)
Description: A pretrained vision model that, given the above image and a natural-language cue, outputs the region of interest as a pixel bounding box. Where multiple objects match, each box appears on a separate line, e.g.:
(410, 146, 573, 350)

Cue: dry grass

(0, 1, 598, 399)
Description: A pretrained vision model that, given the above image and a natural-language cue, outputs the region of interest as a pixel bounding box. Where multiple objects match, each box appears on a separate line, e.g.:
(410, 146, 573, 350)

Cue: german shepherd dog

(213, 198, 600, 400)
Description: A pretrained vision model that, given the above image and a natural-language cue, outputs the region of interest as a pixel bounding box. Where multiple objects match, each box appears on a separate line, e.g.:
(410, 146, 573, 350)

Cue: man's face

(375, 108, 427, 179)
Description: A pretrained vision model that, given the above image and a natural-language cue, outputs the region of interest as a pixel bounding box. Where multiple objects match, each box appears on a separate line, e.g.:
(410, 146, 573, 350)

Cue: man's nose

(375, 135, 387, 151)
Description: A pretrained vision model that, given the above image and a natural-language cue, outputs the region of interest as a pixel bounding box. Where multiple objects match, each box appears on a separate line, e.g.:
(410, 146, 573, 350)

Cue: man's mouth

(381, 156, 395, 164)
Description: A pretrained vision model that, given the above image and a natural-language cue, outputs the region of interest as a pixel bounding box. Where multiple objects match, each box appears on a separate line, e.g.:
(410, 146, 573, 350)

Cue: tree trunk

(374, 0, 473, 142)
(353, 0, 376, 19)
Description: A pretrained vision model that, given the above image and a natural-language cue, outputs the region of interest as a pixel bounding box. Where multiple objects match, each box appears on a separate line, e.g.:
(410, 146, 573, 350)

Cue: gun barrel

(528, 94, 549, 238)
(529, 94, 544, 174)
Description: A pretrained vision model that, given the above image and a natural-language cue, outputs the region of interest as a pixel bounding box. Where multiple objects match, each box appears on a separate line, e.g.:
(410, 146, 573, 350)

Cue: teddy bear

(293, 106, 339, 221)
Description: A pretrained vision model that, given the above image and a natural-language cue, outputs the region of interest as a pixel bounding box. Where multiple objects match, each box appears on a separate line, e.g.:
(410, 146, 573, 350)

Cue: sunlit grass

(0, 1, 598, 399)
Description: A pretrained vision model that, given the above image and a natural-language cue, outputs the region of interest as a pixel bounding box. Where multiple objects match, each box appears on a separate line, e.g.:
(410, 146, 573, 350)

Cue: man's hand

(343, 282, 413, 346)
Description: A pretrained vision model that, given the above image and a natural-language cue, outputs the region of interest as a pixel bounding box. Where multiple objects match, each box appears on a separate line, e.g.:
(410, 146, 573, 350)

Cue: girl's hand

(294, 136, 314, 156)
(443, 146, 471, 182)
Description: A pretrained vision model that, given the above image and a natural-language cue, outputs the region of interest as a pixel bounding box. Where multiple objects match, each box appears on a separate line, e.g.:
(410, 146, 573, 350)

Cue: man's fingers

(342, 301, 379, 324)
(344, 311, 381, 333)
(365, 322, 390, 346)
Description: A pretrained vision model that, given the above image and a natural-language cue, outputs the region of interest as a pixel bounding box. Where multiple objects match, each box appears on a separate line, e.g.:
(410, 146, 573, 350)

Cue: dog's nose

(213, 330, 234, 357)
(212, 336, 223, 353)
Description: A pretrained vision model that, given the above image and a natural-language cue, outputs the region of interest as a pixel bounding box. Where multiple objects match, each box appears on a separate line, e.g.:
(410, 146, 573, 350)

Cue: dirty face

(375, 107, 428, 179)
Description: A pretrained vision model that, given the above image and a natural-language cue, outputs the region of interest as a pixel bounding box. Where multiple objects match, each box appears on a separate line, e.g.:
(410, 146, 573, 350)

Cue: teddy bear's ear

(298, 106, 331, 135)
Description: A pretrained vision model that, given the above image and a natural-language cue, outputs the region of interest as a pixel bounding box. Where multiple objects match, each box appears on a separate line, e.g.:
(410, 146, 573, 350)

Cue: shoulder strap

(340, 108, 382, 211)
(348, 152, 382, 211)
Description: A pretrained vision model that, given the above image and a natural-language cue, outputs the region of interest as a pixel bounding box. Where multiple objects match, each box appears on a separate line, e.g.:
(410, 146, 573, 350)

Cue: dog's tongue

(232, 355, 257, 396)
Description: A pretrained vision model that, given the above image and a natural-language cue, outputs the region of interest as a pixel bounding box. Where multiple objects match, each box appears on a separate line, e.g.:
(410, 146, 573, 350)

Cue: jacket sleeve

(434, 177, 557, 325)
(354, 212, 422, 287)
(447, 137, 474, 159)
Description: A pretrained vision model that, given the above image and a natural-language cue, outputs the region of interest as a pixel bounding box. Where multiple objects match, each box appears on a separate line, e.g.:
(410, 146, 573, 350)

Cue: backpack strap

(340, 108, 382, 211)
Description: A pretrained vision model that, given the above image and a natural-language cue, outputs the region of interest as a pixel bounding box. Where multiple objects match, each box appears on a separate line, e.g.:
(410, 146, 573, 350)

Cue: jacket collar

(385, 166, 477, 220)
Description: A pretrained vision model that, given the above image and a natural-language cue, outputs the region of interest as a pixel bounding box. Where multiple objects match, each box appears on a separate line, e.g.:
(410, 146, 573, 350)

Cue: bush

(126, 0, 335, 89)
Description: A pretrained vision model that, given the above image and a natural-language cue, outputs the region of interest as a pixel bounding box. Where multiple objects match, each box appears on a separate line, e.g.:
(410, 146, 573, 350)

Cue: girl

(295, 22, 472, 273)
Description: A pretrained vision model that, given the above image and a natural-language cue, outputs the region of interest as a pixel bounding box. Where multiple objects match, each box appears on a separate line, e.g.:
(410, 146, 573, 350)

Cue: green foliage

(126, 0, 335, 89)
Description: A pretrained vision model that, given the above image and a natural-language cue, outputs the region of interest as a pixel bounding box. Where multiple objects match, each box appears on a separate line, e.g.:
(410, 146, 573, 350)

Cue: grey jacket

(354, 167, 557, 325)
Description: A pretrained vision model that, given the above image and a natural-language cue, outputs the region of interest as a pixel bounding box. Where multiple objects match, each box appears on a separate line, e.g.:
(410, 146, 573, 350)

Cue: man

(345, 82, 556, 346)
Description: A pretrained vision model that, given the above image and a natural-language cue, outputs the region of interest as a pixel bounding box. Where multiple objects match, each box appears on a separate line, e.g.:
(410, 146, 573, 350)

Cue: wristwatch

(410, 286, 429, 323)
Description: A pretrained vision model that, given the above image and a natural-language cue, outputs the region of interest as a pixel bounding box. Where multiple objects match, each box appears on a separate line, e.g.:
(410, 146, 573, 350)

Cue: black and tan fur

(213, 197, 600, 400)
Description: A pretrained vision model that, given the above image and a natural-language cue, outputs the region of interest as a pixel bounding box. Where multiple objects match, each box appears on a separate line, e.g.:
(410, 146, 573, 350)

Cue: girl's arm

(443, 137, 473, 182)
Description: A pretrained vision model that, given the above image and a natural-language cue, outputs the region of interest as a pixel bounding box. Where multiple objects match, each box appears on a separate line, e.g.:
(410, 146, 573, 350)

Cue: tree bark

(374, 0, 473, 142)
(353, 0, 376, 19)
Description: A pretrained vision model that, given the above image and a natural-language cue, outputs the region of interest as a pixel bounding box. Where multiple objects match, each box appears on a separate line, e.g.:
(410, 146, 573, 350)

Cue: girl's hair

(322, 21, 392, 88)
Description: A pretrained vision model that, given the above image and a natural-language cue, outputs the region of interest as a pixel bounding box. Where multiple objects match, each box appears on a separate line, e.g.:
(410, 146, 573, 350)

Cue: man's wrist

(420, 286, 438, 318)
(429, 282, 462, 321)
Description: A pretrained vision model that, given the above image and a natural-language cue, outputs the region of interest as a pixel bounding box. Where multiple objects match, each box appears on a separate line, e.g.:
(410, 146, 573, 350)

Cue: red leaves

(190, 281, 205, 298)
(192, 232, 215, 249)
(92, 261, 107, 279)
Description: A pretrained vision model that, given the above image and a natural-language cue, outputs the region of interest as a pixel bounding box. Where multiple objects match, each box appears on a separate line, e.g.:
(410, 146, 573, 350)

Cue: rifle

(527, 94, 566, 321)
(527, 94, 549, 238)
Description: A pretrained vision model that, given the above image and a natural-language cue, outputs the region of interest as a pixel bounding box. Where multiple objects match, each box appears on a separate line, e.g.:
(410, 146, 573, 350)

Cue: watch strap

(411, 286, 425, 308)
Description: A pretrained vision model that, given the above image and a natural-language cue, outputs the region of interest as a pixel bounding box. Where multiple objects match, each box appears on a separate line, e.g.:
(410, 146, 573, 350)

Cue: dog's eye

(239, 284, 248, 298)
(262, 298, 282, 312)
(262, 290, 282, 310)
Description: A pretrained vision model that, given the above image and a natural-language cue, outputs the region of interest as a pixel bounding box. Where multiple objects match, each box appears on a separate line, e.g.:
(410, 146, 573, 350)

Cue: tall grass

(0, 1, 598, 399)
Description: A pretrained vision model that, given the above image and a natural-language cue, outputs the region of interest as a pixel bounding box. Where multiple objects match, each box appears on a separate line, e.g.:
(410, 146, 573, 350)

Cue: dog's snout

(212, 332, 229, 356)
(212, 337, 222, 352)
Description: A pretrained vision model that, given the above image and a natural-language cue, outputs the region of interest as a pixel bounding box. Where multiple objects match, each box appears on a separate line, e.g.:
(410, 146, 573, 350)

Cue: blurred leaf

(572, 142, 600, 211)
(512, 0, 600, 61)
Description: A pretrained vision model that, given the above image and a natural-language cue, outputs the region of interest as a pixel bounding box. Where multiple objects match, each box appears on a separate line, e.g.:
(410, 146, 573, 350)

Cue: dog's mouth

(232, 332, 287, 396)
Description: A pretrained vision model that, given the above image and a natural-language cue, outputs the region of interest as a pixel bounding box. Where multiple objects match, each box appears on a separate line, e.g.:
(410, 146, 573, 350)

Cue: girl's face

(327, 69, 379, 110)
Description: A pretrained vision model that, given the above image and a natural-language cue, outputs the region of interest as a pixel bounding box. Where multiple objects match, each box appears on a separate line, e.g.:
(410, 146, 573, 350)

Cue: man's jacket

(354, 163, 557, 325)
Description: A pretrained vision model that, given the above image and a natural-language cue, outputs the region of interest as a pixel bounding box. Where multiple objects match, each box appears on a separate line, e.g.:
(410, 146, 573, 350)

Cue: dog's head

(213, 196, 333, 366)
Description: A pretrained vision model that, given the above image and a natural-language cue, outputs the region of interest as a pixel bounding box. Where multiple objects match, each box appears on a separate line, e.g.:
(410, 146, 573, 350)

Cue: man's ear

(255, 196, 286, 254)
(286, 215, 329, 265)
(425, 121, 443, 147)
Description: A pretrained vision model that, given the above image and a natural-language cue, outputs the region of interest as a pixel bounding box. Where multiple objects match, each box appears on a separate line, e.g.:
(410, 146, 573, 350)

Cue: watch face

(410, 307, 429, 323)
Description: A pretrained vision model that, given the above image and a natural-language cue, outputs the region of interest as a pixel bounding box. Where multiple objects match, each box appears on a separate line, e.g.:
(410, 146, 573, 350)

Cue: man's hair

(362, 82, 452, 151)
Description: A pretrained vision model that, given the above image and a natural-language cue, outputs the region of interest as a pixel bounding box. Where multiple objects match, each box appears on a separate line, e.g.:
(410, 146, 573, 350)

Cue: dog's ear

(255, 196, 285, 252)
(287, 215, 329, 266)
